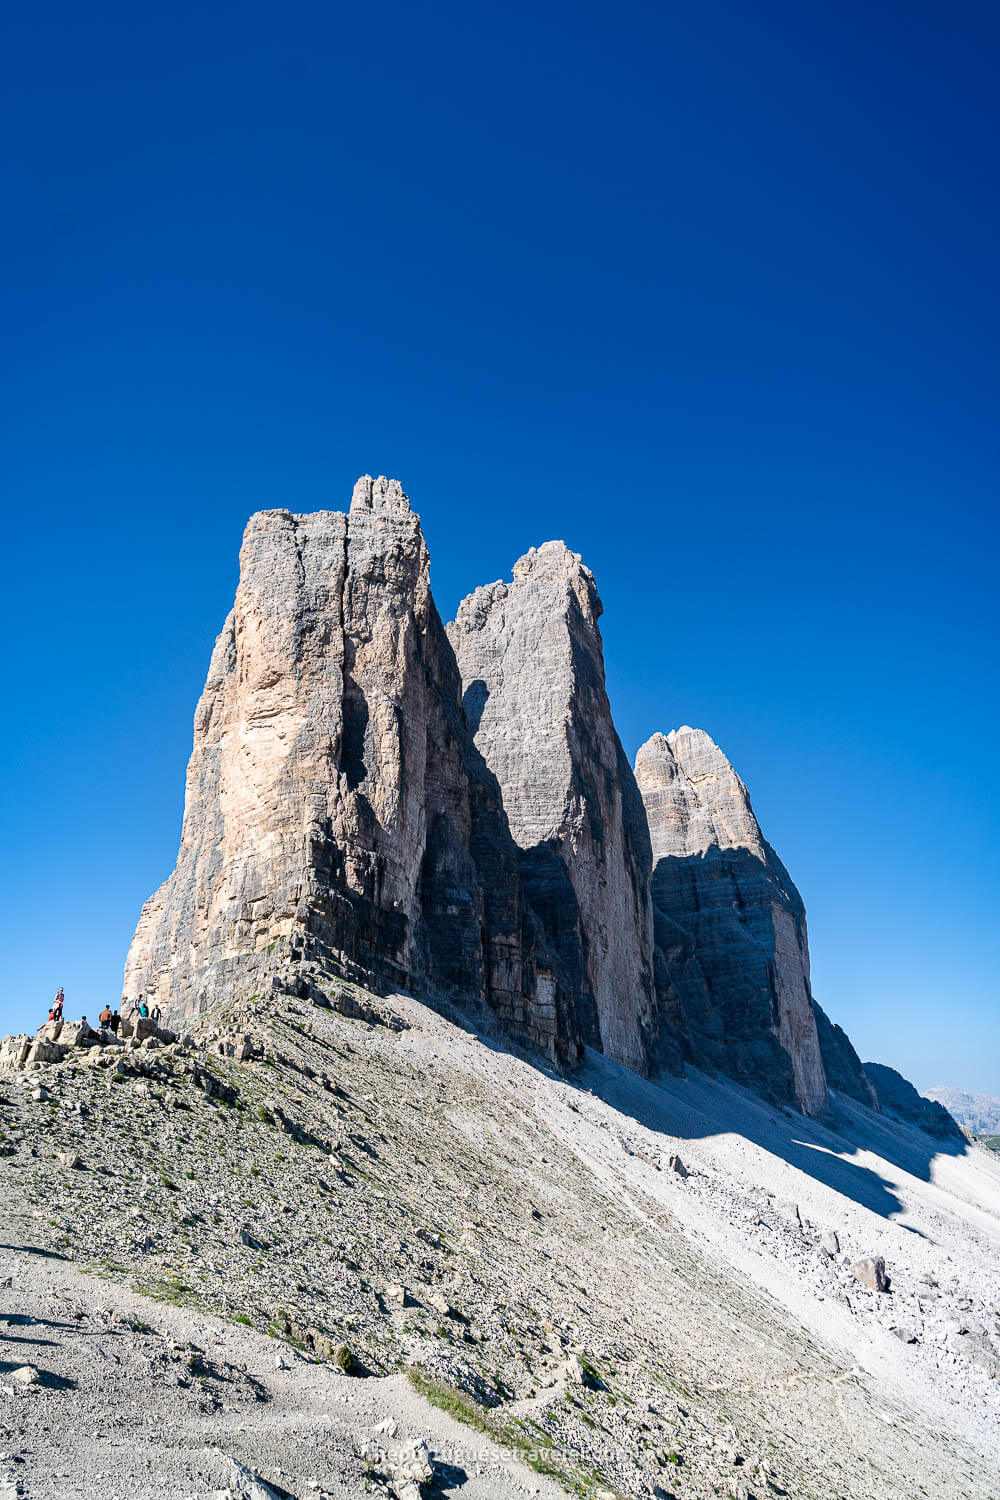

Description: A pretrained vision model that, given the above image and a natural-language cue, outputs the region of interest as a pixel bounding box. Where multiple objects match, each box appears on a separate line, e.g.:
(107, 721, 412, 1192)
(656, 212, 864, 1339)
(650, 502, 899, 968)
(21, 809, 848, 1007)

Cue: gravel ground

(0, 1239, 565, 1499)
(1, 983, 998, 1499)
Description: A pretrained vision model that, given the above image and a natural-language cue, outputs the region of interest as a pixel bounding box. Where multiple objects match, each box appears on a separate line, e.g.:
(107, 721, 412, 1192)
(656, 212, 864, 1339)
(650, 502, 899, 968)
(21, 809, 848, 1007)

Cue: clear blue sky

(1, 0, 996, 1094)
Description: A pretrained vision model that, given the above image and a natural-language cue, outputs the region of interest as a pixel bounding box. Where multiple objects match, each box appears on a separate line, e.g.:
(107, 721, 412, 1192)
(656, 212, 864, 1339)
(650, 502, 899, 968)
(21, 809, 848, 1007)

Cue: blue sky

(1, 0, 997, 1093)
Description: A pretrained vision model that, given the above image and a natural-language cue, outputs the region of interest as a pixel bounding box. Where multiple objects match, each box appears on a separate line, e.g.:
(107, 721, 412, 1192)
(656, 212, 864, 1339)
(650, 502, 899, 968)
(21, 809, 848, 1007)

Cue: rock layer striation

(123, 475, 933, 1123)
(124, 478, 580, 1064)
(448, 541, 658, 1076)
(634, 727, 829, 1114)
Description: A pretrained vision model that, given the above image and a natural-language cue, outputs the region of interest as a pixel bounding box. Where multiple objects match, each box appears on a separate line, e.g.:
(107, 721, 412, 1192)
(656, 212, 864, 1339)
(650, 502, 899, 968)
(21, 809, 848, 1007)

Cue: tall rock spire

(448, 541, 659, 1077)
(123, 479, 581, 1067)
(634, 727, 830, 1115)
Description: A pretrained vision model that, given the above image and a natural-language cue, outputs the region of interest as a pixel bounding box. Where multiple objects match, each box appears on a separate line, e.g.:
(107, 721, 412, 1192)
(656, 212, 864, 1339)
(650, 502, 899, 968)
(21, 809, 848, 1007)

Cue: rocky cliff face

(124, 478, 581, 1066)
(124, 474, 922, 1120)
(447, 542, 658, 1077)
(812, 1001, 879, 1108)
(864, 1064, 966, 1142)
(634, 727, 829, 1115)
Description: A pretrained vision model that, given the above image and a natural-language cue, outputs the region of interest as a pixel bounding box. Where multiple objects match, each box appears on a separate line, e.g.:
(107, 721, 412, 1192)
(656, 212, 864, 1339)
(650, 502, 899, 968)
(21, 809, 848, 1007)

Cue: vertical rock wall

(448, 542, 658, 1077)
(123, 472, 881, 1110)
(634, 727, 829, 1115)
(123, 479, 581, 1066)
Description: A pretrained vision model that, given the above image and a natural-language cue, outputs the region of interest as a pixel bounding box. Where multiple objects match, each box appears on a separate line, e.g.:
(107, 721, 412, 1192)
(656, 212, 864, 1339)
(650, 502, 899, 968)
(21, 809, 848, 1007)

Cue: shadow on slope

(568, 1048, 969, 1229)
(437, 985, 965, 1229)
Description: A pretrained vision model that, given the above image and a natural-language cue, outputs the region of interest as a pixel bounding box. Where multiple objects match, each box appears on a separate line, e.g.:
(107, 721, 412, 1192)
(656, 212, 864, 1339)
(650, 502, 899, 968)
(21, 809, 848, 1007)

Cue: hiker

(137, 998, 150, 1019)
(99, 1004, 113, 1029)
(109, 1009, 121, 1035)
(51, 988, 64, 1022)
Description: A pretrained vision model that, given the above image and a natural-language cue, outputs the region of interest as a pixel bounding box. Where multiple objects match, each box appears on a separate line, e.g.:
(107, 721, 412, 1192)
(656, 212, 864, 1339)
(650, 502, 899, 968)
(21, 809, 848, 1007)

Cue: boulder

(0, 1035, 32, 1070)
(850, 1256, 890, 1292)
(58, 1021, 101, 1049)
(215, 1032, 263, 1062)
(215, 1458, 291, 1500)
(25, 1037, 67, 1067)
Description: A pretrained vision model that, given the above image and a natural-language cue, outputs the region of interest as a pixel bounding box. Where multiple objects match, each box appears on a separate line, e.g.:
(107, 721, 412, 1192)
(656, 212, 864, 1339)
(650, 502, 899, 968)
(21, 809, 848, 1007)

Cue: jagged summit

(350, 473, 415, 515)
(123, 476, 913, 1120)
(636, 727, 766, 862)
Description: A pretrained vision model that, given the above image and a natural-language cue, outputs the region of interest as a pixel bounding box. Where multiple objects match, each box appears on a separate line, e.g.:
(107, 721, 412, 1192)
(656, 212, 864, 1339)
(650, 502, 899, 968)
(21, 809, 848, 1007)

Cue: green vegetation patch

(405, 1369, 627, 1497)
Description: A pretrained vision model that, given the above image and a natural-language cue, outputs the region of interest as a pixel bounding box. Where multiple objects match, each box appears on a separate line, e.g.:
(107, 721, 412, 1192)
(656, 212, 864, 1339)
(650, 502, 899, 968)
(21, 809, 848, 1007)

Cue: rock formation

(124, 478, 581, 1066)
(634, 727, 829, 1115)
(864, 1063, 965, 1142)
(121, 472, 939, 1124)
(812, 1001, 879, 1108)
(448, 542, 658, 1076)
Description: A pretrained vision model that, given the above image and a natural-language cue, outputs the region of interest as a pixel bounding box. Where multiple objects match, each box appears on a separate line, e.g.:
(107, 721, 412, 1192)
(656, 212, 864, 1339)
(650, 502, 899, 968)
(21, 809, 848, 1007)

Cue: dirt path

(0, 1241, 564, 1500)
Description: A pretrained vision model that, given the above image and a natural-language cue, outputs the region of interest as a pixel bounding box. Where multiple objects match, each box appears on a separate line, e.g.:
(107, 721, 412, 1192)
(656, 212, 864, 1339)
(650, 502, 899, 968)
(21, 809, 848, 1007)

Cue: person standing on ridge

(99, 1004, 113, 1029)
(51, 988, 64, 1022)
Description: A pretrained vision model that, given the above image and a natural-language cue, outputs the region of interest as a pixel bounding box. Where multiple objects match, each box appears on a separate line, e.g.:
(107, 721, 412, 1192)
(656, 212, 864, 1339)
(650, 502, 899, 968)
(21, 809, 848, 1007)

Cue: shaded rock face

(634, 728, 829, 1116)
(124, 478, 581, 1067)
(447, 541, 658, 1076)
(864, 1063, 966, 1143)
(812, 1001, 879, 1109)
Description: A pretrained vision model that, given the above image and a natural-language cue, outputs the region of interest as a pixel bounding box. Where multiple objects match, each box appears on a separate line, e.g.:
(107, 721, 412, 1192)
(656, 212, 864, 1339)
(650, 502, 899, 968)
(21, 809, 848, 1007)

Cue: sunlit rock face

(123, 478, 582, 1067)
(634, 727, 830, 1116)
(448, 541, 659, 1077)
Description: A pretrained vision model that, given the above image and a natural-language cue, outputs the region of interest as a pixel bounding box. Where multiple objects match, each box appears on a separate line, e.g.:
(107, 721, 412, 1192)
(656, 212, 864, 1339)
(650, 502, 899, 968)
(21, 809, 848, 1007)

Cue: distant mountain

(923, 1085, 1000, 1136)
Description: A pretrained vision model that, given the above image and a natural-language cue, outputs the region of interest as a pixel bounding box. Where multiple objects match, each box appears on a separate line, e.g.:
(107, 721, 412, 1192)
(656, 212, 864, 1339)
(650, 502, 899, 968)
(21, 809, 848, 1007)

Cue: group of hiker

(43, 987, 154, 1035)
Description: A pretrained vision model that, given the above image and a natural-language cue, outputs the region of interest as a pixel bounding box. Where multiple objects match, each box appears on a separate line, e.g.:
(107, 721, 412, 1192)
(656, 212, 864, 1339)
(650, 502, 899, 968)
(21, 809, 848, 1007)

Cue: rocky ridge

(864, 1063, 967, 1143)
